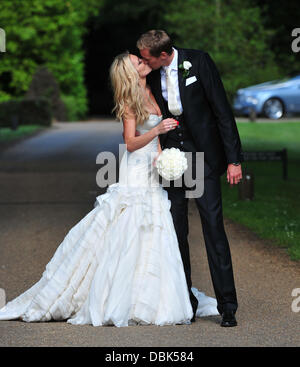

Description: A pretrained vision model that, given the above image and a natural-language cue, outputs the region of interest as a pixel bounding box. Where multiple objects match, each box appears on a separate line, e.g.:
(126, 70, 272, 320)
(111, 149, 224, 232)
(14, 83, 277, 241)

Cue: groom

(137, 30, 244, 327)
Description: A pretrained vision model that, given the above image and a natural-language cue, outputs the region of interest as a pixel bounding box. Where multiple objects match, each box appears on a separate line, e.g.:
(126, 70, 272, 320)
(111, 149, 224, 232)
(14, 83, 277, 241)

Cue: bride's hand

(152, 152, 161, 167)
(155, 118, 179, 135)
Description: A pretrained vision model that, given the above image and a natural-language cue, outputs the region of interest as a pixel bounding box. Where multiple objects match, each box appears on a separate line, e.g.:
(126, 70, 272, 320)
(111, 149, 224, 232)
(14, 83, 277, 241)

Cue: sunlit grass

(221, 122, 300, 260)
(0, 125, 46, 144)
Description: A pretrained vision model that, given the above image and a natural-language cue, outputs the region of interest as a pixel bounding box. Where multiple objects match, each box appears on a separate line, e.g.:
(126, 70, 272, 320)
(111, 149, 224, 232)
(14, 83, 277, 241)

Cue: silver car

(233, 74, 300, 119)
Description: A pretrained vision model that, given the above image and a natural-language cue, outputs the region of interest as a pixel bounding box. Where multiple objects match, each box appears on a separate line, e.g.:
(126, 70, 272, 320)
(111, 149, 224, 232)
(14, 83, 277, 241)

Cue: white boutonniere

(179, 61, 192, 79)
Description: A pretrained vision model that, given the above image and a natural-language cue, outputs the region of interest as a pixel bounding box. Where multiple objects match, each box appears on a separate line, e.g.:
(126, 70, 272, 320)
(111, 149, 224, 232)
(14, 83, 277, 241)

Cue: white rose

(183, 61, 192, 70)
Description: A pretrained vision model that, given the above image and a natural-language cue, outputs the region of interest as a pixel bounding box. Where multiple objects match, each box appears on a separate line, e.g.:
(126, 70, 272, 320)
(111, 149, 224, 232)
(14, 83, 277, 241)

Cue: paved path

(236, 117, 300, 123)
(0, 121, 299, 347)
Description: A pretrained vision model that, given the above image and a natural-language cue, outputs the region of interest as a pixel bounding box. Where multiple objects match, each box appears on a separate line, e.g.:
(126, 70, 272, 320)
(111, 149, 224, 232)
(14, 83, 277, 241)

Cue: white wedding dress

(0, 114, 218, 327)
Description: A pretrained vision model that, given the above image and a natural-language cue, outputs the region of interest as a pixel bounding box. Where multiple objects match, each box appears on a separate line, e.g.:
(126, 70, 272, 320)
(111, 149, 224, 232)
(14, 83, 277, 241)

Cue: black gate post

(282, 148, 287, 180)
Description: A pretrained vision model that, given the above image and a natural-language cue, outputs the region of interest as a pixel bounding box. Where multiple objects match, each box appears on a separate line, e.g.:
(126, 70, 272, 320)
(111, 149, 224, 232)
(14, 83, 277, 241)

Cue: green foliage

(0, 0, 101, 119)
(61, 94, 88, 121)
(251, 0, 300, 76)
(164, 0, 281, 101)
(0, 124, 46, 144)
(0, 0, 297, 118)
(98, 0, 167, 28)
(25, 66, 67, 121)
(0, 98, 52, 127)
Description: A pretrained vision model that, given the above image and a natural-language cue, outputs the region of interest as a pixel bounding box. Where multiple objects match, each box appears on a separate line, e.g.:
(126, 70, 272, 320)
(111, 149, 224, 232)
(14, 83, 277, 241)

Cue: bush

(0, 98, 52, 129)
(61, 94, 88, 121)
(25, 66, 67, 121)
(0, 1, 99, 116)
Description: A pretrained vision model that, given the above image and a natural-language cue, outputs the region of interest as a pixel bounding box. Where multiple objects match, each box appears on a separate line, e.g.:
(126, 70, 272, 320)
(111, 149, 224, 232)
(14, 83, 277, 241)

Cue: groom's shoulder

(176, 47, 206, 58)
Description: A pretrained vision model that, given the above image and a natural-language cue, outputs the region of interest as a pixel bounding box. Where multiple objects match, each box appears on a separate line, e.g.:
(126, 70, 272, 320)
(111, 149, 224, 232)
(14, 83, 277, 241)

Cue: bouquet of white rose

(155, 147, 188, 181)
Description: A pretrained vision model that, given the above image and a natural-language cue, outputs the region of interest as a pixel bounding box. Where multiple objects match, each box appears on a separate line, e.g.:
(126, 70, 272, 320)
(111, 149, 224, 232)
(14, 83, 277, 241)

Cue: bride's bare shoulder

(123, 105, 135, 120)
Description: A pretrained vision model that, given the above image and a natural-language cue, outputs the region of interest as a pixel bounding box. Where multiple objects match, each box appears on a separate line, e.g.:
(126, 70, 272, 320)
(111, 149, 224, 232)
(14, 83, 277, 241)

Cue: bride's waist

(128, 139, 158, 155)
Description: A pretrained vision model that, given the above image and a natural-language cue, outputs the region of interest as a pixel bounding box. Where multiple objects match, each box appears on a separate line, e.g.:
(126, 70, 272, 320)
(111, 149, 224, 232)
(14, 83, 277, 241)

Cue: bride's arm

(152, 137, 163, 167)
(157, 137, 162, 153)
(123, 113, 158, 152)
(123, 108, 176, 152)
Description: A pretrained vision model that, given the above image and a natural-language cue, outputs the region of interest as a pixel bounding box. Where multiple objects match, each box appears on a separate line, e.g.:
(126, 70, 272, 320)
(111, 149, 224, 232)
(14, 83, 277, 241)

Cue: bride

(0, 52, 218, 327)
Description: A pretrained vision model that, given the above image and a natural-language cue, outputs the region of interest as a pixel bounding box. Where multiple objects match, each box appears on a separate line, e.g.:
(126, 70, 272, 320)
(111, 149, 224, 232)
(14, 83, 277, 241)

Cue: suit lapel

(150, 69, 167, 117)
(148, 69, 169, 146)
(177, 48, 187, 111)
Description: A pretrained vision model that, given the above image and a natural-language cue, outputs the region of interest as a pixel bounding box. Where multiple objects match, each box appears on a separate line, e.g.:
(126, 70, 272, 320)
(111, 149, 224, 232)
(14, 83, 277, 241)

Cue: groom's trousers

(161, 114, 238, 316)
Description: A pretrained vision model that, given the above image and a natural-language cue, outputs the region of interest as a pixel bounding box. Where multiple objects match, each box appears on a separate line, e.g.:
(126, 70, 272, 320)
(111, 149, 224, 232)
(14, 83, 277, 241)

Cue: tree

(251, 0, 300, 75)
(0, 0, 101, 119)
(83, 0, 168, 114)
(164, 0, 281, 101)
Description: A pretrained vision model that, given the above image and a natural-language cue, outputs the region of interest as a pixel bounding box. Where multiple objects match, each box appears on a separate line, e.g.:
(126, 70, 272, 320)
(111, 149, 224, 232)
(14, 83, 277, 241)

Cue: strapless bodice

(136, 114, 162, 134)
(118, 114, 163, 187)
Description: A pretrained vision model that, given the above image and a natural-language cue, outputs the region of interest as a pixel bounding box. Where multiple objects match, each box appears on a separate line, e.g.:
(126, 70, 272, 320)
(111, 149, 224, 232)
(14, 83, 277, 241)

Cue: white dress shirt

(160, 47, 183, 114)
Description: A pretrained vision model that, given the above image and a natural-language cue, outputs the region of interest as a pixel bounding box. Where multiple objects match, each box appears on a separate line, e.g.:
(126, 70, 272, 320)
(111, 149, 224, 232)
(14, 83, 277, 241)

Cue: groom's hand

(227, 164, 242, 186)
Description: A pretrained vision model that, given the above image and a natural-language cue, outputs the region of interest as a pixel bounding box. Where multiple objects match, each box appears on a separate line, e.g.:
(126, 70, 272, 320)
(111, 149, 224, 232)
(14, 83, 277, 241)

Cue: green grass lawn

(0, 125, 46, 144)
(221, 122, 300, 261)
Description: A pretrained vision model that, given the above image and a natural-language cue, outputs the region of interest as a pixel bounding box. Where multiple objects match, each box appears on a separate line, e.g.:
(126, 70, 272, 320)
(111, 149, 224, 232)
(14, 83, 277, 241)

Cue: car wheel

(263, 98, 284, 119)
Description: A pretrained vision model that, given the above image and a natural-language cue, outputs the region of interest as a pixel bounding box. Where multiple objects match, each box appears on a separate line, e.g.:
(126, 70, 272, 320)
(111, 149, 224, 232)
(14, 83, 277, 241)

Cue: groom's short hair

(137, 30, 173, 57)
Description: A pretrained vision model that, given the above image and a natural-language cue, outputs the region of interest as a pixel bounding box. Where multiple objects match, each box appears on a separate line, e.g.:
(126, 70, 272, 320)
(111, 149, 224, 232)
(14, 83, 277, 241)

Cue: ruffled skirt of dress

(0, 138, 220, 327)
(0, 181, 218, 327)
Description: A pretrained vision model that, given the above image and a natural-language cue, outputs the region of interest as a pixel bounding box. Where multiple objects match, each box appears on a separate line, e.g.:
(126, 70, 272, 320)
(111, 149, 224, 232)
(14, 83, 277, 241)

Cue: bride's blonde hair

(109, 51, 149, 126)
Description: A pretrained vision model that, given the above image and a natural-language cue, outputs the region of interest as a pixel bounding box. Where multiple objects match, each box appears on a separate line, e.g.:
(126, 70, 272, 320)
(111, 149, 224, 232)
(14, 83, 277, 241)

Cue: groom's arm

(197, 52, 243, 164)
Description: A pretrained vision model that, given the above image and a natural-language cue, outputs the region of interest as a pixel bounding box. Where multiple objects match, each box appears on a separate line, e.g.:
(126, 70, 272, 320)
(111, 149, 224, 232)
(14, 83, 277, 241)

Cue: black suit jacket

(147, 47, 244, 176)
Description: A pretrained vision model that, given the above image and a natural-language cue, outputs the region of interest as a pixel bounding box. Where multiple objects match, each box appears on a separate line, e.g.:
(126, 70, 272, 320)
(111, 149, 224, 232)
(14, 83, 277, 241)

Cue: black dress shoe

(191, 314, 196, 323)
(220, 311, 237, 327)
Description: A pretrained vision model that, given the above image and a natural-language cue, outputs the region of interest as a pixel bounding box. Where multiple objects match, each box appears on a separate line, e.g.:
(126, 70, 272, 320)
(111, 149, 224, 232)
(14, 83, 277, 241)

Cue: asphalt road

(0, 121, 299, 347)
(236, 117, 300, 123)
